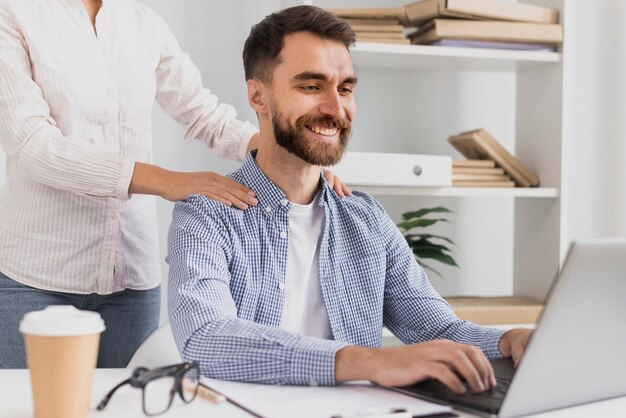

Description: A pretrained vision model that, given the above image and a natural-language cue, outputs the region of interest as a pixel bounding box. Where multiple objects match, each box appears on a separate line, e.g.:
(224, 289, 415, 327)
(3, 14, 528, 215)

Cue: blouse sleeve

(153, 16, 257, 162)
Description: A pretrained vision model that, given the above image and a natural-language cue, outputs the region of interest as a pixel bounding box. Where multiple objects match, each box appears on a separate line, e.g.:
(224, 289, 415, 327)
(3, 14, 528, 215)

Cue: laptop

(390, 239, 626, 417)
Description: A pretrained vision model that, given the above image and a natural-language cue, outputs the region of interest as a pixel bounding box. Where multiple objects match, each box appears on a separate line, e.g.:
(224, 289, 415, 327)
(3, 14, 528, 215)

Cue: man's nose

(318, 89, 346, 120)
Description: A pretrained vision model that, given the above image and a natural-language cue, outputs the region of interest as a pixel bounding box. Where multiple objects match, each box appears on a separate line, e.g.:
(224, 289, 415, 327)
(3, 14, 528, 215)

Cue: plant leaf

(401, 207, 453, 220)
(410, 241, 454, 253)
(397, 206, 458, 277)
(397, 218, 449, 231)
(406, 233, 456, 246)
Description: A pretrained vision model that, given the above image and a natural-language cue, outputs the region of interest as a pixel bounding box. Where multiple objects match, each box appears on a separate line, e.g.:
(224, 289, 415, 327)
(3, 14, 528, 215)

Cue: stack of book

(448, 129, 539, 188)
(452, 159, 514, 188)
(328, 8, 410, 44)
(405, 0, 563, 51)
(329, 0, 562, 51)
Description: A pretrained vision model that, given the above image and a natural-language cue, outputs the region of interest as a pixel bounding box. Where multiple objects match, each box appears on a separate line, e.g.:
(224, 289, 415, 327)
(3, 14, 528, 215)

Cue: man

(167, 5, 531, 394)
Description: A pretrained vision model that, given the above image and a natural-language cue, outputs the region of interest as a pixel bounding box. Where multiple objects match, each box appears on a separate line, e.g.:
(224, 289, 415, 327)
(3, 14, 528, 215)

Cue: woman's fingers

(163, 171, 258, 209)
(323, 169, 352, 197)
(207, 173, 258, 208)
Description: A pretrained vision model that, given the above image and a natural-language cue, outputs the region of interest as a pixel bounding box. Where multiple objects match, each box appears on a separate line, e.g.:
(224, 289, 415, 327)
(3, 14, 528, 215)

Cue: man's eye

(339, 86, 353, 95)
(301, 85, 319, 92)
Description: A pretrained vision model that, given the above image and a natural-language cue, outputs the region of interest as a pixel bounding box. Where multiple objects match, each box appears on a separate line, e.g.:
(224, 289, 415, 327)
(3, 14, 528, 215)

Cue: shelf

(445, 297, 543, 325)
(351, 42, 561, 72)
(349, 186, 559, 198)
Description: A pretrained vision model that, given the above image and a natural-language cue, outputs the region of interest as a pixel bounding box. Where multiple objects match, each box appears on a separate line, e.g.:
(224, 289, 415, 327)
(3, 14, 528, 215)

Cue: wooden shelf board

(351, 42, 561, 72)
(348, 185, 559, 198)
(445, 296, 543, 325)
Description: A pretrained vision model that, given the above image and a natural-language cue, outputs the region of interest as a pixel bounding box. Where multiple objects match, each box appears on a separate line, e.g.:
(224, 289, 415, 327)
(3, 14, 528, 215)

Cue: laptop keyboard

(465, 376, 511, 400)
(397, 375, 512, 415)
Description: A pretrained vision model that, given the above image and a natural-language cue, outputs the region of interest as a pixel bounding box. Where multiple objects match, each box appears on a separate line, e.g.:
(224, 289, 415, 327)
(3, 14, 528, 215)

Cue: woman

(0, 0, 348, 368)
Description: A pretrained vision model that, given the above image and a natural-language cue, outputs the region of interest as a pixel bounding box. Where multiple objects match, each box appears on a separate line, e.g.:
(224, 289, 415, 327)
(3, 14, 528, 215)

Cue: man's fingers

(427, 363, 466, 394)
(466, 345, 496, 388)
(436, 344, 492, 392)
(445, 350, 486, 393)
(508, 329, 531, 368)
(512, 345, 524, 368)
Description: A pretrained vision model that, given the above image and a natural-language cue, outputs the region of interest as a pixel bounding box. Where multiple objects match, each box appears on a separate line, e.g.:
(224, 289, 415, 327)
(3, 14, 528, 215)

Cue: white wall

(562, 1, 626, 245)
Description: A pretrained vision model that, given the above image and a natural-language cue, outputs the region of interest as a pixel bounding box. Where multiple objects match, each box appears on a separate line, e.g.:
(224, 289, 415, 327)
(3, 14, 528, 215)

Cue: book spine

(477, 130, 540, 186)
(447, 0, 558, 24)
(425, 19, 563, 45)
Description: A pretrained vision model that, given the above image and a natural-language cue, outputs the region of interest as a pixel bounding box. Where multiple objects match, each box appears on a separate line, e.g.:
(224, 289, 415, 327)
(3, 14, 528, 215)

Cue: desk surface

(0, 369, 624, 418)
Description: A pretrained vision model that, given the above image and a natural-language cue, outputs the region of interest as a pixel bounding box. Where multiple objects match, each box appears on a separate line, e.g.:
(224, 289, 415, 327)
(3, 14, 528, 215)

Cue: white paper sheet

(201, 377, 451, 418)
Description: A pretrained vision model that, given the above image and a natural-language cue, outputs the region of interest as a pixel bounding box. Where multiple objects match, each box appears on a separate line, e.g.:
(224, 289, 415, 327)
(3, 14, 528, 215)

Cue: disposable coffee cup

(20, 305, 105, 418)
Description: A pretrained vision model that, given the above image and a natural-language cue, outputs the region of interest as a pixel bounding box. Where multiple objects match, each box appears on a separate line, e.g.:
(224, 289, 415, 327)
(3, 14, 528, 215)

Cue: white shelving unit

(351, 42, 560, 72)
(348, 185, 559, 198)
(308, 0, 567, 307)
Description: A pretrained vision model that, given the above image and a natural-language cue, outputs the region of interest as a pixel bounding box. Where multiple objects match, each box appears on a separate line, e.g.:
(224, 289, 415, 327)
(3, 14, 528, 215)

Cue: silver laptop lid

(500, 239, 626, 417)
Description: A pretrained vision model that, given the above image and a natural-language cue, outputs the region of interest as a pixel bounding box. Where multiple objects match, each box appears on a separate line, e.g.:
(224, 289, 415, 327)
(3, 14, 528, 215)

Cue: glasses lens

(143, 376, 176, 416)
(181, 365, 199, 403)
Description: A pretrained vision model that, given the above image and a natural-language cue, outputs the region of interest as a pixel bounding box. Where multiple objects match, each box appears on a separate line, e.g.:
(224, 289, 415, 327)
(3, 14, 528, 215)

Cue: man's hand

(335, 340, 496, 394)
(498, 328, 532, 368)
(130, 162, 258, 210)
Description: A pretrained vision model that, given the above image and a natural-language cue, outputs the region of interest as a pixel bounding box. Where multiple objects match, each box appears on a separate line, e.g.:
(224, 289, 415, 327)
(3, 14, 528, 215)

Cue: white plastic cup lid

(20, 305, 106, 337)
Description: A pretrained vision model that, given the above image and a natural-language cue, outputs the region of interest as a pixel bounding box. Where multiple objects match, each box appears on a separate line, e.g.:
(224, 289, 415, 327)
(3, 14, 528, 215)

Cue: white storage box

(329, 152, 452, 187)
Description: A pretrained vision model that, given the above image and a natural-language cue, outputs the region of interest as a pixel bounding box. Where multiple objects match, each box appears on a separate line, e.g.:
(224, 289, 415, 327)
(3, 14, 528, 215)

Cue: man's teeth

(311, 126, 338, 136)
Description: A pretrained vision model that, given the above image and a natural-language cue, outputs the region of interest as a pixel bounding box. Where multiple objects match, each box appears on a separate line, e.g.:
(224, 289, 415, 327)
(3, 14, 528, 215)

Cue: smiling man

(167, 5, 531, 393)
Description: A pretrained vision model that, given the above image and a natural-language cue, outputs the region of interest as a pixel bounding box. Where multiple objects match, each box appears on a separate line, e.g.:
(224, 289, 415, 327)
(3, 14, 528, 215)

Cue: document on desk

(201, 377, 452, 418)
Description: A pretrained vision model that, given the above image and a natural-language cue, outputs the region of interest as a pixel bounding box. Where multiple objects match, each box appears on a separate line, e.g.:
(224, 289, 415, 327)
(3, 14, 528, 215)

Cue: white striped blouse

(0, 0, 257, 294)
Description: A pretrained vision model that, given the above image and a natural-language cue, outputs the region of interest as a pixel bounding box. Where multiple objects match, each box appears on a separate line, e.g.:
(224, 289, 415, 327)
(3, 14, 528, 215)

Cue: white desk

(1, 369, 625, 418)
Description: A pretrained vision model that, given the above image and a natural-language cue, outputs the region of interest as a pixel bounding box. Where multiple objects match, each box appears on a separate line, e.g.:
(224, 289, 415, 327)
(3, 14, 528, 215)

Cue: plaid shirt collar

(237, 150, 333, 211)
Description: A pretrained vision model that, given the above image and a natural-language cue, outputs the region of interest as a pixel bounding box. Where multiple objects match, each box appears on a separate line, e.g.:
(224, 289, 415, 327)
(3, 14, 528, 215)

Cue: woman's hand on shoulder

(130, 162, 258, 210)
(164, 171, 258, 210)
(323, 169, 351, 197)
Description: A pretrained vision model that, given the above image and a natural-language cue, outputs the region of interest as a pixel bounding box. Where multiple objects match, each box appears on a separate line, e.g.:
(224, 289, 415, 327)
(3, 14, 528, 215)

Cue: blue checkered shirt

(167, 152, 506, 386)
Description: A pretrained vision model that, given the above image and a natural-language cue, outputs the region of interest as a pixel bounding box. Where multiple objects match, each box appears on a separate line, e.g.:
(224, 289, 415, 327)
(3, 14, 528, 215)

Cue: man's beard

(271, 111, 351, 166)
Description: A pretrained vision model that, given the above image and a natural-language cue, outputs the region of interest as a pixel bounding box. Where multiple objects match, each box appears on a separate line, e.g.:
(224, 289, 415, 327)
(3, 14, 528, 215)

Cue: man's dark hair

(243, 5, 355, 82)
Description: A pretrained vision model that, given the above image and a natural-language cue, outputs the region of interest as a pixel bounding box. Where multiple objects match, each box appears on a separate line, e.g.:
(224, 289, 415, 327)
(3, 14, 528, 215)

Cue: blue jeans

(0, 271, 160, 369)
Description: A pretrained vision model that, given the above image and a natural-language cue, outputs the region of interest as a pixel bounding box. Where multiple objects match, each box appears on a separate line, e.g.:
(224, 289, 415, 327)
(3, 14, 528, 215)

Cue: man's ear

(247, 79, 269, 114)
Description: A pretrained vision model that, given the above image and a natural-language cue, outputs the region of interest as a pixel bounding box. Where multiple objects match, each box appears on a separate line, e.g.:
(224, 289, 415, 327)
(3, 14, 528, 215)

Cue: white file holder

(330, 152, 452, 187)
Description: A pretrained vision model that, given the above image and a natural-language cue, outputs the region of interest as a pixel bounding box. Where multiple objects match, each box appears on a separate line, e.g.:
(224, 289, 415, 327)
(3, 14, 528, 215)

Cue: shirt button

(279, 231, 287, 239)
(280, 199, 289, 206)
(265, 206, 272, 213)
(278, 283, 285, 290)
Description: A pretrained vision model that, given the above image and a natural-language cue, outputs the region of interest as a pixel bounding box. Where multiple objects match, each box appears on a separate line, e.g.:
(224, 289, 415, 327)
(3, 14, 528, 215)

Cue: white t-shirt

(281, 192, 333, 339)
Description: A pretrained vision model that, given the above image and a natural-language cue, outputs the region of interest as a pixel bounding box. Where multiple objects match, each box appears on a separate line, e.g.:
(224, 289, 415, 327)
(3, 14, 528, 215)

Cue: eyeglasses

(97, 362, 200, 416)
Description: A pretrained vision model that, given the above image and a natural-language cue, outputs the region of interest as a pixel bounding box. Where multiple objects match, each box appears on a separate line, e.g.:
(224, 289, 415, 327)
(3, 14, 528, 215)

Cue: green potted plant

(397, 206, 459, 277)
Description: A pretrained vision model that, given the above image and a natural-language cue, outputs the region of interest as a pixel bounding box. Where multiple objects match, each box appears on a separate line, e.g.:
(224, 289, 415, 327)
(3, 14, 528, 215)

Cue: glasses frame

(97, 362, 200, 416)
